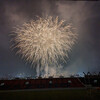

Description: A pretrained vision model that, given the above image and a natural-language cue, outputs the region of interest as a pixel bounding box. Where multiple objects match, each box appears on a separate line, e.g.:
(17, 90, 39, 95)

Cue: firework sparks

(12, 16, 77, 76)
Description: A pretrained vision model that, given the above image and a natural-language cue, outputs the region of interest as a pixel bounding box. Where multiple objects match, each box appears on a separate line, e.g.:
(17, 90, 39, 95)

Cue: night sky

(0, 0, 100, 78)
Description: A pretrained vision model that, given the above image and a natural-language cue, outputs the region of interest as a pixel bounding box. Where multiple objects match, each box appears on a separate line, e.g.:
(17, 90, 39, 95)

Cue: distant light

(94, 80, 97, 83)
(68, 80, 72, 83)
(0, 83, 5, 86)
(25, 81, 29, 85)
(77, 72, 84, 77)
(49, 81, 52, 84)
(15, 73, 26, 78)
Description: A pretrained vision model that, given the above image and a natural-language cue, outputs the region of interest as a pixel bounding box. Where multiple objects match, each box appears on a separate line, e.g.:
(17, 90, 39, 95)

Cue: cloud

(56, 1, 93, 25)
(4, 3, 28, 28)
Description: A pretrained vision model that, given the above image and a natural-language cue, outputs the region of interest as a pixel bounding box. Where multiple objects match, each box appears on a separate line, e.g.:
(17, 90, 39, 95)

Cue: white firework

(12, 16, 77, 76)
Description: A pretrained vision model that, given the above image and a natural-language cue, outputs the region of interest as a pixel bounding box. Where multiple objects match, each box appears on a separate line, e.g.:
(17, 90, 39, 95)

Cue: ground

(0, 88, 100, 100)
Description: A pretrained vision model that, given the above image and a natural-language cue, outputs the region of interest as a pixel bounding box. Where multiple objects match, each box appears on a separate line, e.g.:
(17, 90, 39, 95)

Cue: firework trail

(12, 16, 77, 77)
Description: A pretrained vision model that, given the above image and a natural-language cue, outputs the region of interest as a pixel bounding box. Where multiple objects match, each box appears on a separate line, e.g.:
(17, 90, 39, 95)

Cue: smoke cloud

(56, 1, 100, 75)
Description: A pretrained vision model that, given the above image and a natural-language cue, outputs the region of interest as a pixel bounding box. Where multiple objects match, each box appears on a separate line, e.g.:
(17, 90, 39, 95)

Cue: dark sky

(0, 0, 100, 78)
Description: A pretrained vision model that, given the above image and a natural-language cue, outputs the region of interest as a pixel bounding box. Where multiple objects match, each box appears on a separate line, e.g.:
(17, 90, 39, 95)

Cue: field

(0, 88, 100, 100)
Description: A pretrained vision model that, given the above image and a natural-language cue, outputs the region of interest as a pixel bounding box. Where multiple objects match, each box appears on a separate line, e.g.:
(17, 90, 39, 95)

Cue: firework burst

(12, 16, 77, 76)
